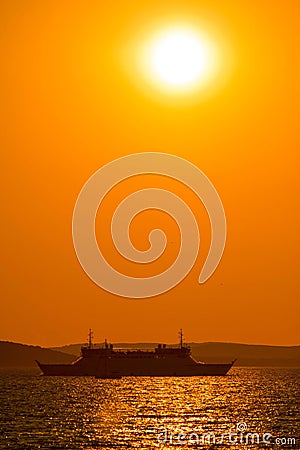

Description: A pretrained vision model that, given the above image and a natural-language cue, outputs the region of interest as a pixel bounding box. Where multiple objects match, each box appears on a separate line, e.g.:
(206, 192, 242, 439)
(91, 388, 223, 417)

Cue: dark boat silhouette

(36, 330, 235, 378)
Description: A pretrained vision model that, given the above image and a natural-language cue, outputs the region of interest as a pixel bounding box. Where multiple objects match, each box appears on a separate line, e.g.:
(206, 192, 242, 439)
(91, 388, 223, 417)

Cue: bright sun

(144, 27, 217, 92)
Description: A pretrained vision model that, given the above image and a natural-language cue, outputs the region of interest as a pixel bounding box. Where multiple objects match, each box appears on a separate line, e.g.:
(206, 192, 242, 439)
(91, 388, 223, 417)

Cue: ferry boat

(36, 330, 235, 378)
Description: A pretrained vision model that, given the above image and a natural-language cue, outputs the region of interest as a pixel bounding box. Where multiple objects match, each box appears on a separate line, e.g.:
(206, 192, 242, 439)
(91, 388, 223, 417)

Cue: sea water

(0, 368, 299, 449)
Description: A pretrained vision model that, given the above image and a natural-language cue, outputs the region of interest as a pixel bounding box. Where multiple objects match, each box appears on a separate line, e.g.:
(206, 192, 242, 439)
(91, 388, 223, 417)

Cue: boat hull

(36, 356, 234, 377)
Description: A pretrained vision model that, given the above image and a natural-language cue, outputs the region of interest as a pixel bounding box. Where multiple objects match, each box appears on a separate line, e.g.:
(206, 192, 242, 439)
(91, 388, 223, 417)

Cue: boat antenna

(88, 329, 93, 349)
(179, 328, 183, 349)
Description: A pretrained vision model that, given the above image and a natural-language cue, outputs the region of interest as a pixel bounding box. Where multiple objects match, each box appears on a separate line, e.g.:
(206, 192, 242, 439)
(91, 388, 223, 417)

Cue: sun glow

(142, 27, 219, 93)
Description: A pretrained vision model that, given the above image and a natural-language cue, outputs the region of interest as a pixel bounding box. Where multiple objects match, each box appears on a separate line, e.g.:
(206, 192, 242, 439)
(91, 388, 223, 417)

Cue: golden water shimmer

(0, 368, 299, 448)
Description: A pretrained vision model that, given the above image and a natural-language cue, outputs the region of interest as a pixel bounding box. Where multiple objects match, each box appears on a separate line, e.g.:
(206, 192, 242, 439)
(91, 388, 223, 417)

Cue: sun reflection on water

(0, 368, 299, 448)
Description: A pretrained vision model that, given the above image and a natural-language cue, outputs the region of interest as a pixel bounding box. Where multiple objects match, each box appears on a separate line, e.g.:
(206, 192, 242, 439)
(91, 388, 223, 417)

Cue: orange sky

(1, 0, 299, 347)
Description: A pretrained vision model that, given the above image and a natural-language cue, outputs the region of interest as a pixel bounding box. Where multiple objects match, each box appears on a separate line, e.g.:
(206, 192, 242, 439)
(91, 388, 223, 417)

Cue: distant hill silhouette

(0, 341, 299, 368)
(189, 342, 300, 367)
(0, 341, 76, 368)
(52, 342, 300, 367)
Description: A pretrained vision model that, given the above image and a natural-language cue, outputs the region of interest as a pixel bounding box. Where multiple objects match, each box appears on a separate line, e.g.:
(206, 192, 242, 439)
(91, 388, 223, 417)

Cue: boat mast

(88, 329, 93, 349)
(179, 328, 183, 349)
